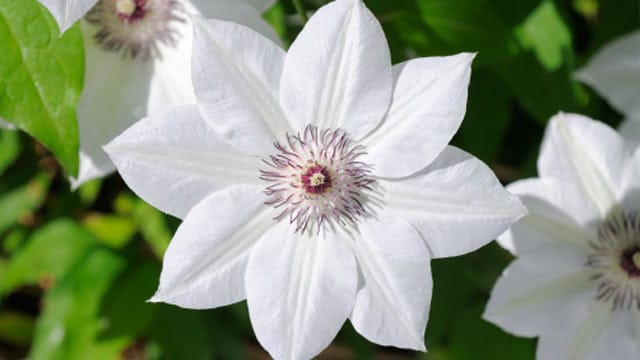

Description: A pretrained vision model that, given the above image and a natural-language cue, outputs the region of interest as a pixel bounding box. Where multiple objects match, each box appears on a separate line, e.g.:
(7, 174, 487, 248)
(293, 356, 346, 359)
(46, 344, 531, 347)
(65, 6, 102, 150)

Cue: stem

(292, 0, 309, 23)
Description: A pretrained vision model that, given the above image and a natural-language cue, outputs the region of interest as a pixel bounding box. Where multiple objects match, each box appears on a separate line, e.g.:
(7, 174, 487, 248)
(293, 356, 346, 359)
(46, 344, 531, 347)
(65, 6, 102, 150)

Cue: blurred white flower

(485, 113, 640, 360)
(37, 0, 277, 187)
(576, 31, 640, 147)
(105, 0, 526, 358)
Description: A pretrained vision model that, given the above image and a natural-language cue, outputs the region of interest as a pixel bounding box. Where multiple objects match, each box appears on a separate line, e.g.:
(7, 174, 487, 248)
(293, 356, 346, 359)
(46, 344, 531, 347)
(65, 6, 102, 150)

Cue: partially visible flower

(576, 31, 640, 146)
(485, 113, 640, 360)
(37, 0, 277, 187)
(105, 0, 526, 358)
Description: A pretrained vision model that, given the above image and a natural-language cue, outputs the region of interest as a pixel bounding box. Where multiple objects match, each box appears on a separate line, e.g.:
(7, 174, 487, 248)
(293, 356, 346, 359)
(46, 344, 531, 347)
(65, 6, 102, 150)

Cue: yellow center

(633, 252, 640, 269)
(116, 0, 137, 16)
(310, 173, 326, 187)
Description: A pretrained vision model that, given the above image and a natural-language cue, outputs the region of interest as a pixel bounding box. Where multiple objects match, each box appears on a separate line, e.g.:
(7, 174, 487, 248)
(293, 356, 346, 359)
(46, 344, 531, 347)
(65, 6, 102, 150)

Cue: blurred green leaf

(0, 129, 21, 175)
(0, 0, 83, 176)
(0, 219, 95, 295)
(100, 262, 159, 340)
(0, 311, 34, 346)
(0, 173, 50, 235)
(149, 305, 214, 360)
(515, 0, 572, 71)
(29, 248, 127, 360)
(416, 0, 512, 65)
(457, 69, 511, 164)
(82, 213, 137, 249)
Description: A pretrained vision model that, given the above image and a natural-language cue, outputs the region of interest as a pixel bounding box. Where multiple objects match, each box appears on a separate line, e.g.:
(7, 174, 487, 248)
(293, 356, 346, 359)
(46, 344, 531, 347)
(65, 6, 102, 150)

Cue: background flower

(36, 0, 277, 188)
(105, 0, 525, 358)
(576, 31, 640, 147)
(485, 113, 640, 360)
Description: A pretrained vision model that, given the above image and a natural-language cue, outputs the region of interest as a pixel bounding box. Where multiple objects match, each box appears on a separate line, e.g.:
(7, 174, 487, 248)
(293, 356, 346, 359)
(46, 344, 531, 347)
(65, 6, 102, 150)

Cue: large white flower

(105, 0, 526, 358)
(37, 0, 277, 187)
(485, 113, 640, 360)
(576, 31, 640, 146)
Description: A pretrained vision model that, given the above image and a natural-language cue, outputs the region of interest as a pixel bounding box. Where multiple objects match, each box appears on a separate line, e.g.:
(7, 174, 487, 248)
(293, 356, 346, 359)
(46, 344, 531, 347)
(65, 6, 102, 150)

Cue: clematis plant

(105, 0, 527, 358)
(485, 113, 640, 359)
(576, 31, 640, 146)
(37, 0, 277, 187)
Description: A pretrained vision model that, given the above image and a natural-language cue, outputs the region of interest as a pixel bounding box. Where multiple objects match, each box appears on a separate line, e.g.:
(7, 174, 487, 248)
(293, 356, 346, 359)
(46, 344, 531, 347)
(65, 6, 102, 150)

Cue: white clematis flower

(485, 113, 640, 360)
(105, 0, 526, 358)
(37, 0, 277, 188)
(576, 31, 640, 147)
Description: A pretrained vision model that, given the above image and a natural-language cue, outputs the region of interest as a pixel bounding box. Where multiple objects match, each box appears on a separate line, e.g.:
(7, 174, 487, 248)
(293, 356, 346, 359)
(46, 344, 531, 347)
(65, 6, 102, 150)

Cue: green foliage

(0, 0, 637, 359)
(0, 0, 83, 176)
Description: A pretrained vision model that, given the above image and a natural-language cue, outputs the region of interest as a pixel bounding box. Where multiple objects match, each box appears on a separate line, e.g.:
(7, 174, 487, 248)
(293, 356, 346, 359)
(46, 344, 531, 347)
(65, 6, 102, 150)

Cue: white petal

(539, 113, 629, 217)
(483, 255, 594, 338)
(104, 104, 263, 219)
(620, 144, 640, 216)
(620, 117, 640, 149)
(362, 53, 475, 178)
(380, 146, 527, 258)
(242, 0, 276, 12)
(535, 302, 638, 360)
(190, 15, 289, 156)
(279, 0, 392, 139)
(497, 178, 598, 254)
(349, 216, 431, 351)
(188, 0, 279, 42)
(0, 118, 16, 130)
(72, 22, 157, 188)
(246, 222, 357, 360)
(150, 185, 271, 308)
(576, 31, 640, 116)
(38, 0, 96, 33)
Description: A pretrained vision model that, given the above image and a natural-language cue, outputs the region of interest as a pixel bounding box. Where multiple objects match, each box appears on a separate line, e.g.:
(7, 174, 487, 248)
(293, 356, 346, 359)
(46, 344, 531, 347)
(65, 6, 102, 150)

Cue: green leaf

(0, 0, 83, 176)
(149, 305, 214, 360)
(0, 172, 51, 235)
(0, 129, 21, 175)
(515, 0, 572, 71)
(0, 219, 95, 295)
(29, 248, 128, 360)
(416, 0, 512, 66)
(82, 213, 137, 249)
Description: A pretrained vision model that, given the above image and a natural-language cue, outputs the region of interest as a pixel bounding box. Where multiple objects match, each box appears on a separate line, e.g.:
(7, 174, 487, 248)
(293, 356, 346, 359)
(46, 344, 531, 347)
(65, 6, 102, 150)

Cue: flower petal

(576, 30, 640, 117)
(362, 53, 475, 178)
(246, 222, 357, 360)
(497, 178, 598, 254)
(72, 22, 157, 188)
(620, 117, 640, 149)
(535, 302, 638, 360)
(621, 144, 640, 211)
(538, 113, 628, 217)
(188, 0, 279, 42)
(349, 216, 431, 351)
(104, 104, 262, 219)
(38, 0, 97, 33)
(380, 146, 527, 258)
(191, 15, 289, 156)
(483, 255, 594, 338)
(279, 0, 392, 139)
(150, 185, 271, 308)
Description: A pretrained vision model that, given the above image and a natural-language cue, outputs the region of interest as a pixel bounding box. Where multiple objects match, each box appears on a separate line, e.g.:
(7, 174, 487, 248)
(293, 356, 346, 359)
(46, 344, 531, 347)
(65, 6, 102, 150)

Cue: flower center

(586, 211, 640, 311)
(85, 0, 185, 60)
(260, 125, 375, 233)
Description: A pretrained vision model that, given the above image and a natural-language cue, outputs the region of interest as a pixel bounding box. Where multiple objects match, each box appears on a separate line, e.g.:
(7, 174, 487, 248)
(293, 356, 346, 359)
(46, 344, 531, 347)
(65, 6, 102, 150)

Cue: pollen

(310, 173, 326, 187)
(116, 0, 137, 16)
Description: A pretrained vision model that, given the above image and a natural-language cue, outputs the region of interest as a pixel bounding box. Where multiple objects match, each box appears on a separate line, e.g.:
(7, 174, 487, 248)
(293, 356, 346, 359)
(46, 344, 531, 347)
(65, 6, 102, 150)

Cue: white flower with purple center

(37, 0, 277, 187)
(576, 31, 640, 147)
(105, 0, 526, 358)
(485, 113, 640, 360)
